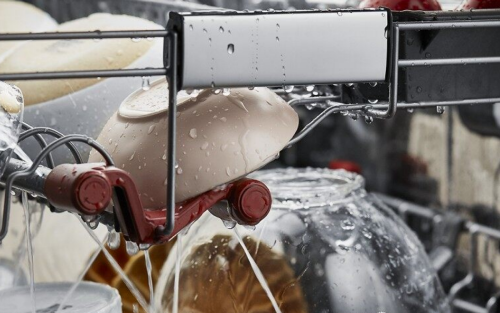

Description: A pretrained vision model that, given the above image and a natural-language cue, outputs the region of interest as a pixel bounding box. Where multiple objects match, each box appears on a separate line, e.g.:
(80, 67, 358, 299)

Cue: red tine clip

(44, 163, 272, 245)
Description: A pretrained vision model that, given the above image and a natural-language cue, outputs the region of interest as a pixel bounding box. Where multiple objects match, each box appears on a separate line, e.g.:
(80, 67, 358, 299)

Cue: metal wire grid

(378, 193, 500, 313)
(1, 10, 500, 241)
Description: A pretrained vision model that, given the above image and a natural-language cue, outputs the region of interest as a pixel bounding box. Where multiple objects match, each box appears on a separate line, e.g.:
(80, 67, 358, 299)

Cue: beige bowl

(0, 13, 164, 163)
(1, 13, 161, 106)
(89, 80, 299, 208)
(0, 1, 57, 64)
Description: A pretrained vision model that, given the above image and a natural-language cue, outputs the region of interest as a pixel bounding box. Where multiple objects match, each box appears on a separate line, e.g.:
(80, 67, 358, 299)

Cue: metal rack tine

(287, 95, 340, 107)
(486, 290, 500, 313)
(0, 29, 168, 41)
(365, 25, 398, 119)
(160, 30, 178, 237)
(449, 229, 480, 307)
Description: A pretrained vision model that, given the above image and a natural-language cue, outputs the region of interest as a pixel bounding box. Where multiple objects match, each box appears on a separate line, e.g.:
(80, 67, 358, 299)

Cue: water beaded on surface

(155, 168, 450, 313)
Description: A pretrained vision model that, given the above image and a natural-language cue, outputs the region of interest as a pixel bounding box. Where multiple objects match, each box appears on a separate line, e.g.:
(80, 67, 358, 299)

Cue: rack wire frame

(1, 10, 500, 241)
(378, 194, 500, 313)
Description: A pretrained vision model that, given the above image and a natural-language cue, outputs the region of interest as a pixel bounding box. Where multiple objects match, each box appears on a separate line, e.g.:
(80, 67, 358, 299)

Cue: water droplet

(228, 96, 249, 112)
(305, 103, 316, 110)
(436, 106, 445, 114)
(226, 167, 231, 176)
(306, 85, 315, 92)
(244, 225, 256, 231)
(364, 116, 374, 124)
(284, 85, 294, 93)
(142, 76, 151, 91)
(223, 220, 237, 229)
(227, 43, 235, 54)
(222, 88, 231, 96)
(129, 152, 135, 161)
(126, 241, 139, 255)
(147, 125, 155, 134)
(189, 24, 193, 31)
(407, 108, 414, 113)
(276, 36, 280, 42)
(276, 23, 280, 29)
(203, 28, 207, 33)
(341, 220, 355, 230)
(369, 82, 378, 87)
(176, 167, 183, 175)
(349, 113, 358, 121)
(368, 99, 378, 104)
(212, 88, 222, 95)
(416, 86, 423, 93)
(131, 37, 141, 43)
(108, 229, 121, 250)
(219, 26, 224, 33)
(189, 128, 198, 139)
(337, 11, 343, 16)
(362, 229, 372, 239)
(200, 142, 209, 150)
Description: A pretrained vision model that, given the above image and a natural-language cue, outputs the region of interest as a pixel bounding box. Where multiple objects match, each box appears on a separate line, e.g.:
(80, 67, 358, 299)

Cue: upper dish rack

(1, 4, 500, 247)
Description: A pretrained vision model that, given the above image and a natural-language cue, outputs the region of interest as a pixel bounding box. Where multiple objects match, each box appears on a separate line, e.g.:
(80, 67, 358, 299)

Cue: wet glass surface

(156, 168, 451, 313)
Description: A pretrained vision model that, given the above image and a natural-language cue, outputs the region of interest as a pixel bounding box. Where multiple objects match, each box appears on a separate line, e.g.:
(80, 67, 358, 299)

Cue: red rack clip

(44, 163, 272, 245)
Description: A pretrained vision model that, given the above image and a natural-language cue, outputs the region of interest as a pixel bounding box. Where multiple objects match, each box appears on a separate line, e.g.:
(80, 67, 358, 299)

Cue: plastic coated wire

(19, 127, 83, 164)
(20, 123, 55, 169)
(287, 95, 341, 107)
(287, 103, 367, 147)
(0, 135, 113, 242)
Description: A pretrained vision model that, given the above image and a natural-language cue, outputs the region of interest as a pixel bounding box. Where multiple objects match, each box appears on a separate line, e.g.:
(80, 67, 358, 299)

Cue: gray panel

(179, 10, 389, 89)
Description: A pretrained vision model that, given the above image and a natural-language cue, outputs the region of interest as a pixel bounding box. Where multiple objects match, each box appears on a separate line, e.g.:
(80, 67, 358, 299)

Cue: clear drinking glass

(155, 168, 451, 313)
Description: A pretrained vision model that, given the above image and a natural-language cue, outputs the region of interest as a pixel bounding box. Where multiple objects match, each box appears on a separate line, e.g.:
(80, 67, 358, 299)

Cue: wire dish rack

(379, 194, 500, 313)
(1, 1, 500, 312)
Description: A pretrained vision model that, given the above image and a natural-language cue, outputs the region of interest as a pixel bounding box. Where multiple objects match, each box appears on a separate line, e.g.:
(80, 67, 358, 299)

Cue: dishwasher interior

(1, 0, 500, 312)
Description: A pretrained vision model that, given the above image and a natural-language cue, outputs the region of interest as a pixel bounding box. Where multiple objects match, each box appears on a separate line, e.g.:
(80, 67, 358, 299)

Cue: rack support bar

(399, 57, 500, 67)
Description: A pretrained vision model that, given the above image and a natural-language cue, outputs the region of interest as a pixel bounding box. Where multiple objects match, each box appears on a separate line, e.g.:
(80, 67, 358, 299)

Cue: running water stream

(14, 145, 37, 313)
(172, 233, 183, 313)
(233, 227, 282, 313)
(77, 216, 150, 313)
(54, 239, 104, 313)
(144, 250, 155, 313)
(21, 192, 36, 313)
